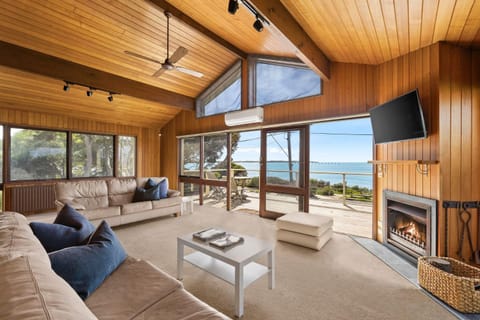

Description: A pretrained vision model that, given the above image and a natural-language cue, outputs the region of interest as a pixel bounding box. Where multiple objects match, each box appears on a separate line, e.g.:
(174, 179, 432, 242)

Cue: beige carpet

(113, 205, 455, 320)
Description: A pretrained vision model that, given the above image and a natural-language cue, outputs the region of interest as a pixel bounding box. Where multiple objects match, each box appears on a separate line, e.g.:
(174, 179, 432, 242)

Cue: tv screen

(369, 89, 427, 144)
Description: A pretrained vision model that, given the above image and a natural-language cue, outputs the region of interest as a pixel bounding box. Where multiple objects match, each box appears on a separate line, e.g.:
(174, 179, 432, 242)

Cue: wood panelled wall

(161, 62, 376, 189)
(439, 45, 480, 259)
(373, 44, 441, 242)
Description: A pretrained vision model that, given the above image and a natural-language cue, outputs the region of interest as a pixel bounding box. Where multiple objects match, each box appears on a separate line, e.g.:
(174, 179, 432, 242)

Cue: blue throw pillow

(133, 184, 161, 202)
(30, 204, 95, 253)
(49, 220, 127, 300)
(144, 178, 168, 199)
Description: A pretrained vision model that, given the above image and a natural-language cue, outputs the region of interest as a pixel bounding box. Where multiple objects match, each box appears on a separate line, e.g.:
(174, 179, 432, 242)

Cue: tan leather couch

(0, 212, 230, 320)
(52, 177, 181, 226)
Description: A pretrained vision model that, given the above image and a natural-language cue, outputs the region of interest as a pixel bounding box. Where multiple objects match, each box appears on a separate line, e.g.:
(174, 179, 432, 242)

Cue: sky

(232, 117, 373, 162)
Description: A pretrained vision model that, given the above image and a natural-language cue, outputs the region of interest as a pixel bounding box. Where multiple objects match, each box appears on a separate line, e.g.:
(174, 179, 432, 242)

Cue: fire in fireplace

(383, 190, 437, 260)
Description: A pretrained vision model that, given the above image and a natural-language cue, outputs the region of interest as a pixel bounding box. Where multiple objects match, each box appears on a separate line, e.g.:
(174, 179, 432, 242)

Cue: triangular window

(196, 60, 242, 117)
(249, 56, 322, 107)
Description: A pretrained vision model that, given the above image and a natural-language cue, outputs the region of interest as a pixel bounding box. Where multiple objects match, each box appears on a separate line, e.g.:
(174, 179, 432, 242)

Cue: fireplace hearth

(383, 191, 437, 262)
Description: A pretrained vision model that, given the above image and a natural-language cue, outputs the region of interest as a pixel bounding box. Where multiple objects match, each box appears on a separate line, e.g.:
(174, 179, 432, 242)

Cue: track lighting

(228, 0, 239, 14)
(227, 0, 269, 32)
(62, 81, 119, 102)
(63, 81, 70, 91)
(253, 17, 263, 32)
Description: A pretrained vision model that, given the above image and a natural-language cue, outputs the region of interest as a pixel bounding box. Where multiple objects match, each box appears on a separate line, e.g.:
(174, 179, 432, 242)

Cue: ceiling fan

(124, 11, 203, 78)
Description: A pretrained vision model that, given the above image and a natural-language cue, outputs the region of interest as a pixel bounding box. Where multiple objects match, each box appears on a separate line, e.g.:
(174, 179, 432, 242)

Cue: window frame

(248, 55, 323, 107)
(8, 126, 68, 182)
(70, 131, 115, 179)
(116, 135, 137, 178)
(195, 59, 242, 118)
(2, 124, 137, 183)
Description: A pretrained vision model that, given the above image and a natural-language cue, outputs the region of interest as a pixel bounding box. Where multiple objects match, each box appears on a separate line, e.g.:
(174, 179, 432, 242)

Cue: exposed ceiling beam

(249, 0, 330, 80)
(0, 41, 194, 110)
(149, 0, 248, 59)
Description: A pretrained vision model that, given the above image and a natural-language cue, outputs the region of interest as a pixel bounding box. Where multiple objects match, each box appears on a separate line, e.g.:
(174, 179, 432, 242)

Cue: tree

(10, 129, 66, 180)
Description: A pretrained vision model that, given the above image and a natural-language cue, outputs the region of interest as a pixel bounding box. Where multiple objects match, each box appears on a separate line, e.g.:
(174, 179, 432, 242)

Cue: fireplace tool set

(443, 201, 480, 264)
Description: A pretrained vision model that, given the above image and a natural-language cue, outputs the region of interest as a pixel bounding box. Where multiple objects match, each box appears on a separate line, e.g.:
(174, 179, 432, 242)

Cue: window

(249, 56, 321, 107)
(72, 133, 113, 178)
(203, 134, 228, 180)
(196, 60, 241, 117)
(10, 128, 67, 181)
(118, 136, 136, 177)
(180, 137, 201, 177)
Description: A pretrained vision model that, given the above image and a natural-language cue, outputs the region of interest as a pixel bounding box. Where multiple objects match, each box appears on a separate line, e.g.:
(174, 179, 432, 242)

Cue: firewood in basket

(427, 257, 452, 273)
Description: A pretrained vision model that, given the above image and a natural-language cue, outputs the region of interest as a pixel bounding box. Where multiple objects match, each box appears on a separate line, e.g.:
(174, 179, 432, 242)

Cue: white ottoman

(276, 212, 333, 250)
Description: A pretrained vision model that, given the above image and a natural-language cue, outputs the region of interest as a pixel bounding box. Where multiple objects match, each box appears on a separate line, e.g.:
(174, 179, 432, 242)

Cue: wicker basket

(418, 256, 480, 313)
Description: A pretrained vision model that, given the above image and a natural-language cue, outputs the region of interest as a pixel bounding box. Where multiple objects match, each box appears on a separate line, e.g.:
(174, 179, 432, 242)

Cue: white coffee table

(177, 231, 275, 318)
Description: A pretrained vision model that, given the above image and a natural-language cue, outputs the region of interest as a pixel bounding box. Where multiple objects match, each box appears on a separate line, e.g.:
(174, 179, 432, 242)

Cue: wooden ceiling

(280, 0, 480, 64)
(0, 0, 479, 128)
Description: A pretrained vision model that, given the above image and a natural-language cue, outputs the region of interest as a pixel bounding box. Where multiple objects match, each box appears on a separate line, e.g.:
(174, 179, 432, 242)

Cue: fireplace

(383, 190, 437, 261)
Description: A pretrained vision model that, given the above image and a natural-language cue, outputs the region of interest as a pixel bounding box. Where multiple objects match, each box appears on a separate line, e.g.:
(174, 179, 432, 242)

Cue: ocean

(234, 161, 373, 189)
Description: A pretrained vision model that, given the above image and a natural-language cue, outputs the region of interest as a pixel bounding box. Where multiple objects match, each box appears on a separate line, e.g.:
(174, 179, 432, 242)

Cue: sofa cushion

(108, 178, 136, 206)
(55, 180, 109, 210)
(0, 212, 50, 265)
(121, 201, 153, 215)
(136, 288, 231, 320)
(137, 177, 169, 190)
(86, 257, 182, 319)
(82, 206, 121, 221)
(151, 196, 182, 209)
(0, 255, 98, 320)
(145, 178, 168, 199)
(30, 204, 95, 253)
(49, 221, 127, 300)
(133, 185, 161, 202)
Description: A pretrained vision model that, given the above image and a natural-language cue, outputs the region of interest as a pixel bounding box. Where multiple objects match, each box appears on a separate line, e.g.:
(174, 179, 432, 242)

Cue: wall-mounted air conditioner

(224, 107, 264, 126)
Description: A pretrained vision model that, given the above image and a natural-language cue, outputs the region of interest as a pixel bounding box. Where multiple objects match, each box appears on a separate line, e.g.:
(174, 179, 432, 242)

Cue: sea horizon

(234, 161, 373, 189)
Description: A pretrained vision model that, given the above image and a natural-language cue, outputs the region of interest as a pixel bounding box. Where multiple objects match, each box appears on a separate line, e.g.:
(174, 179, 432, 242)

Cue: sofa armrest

(167, 189, 181, 198)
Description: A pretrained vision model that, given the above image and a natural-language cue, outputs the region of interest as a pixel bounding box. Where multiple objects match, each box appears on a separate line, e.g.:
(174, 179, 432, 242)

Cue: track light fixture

(253, 16, 263, 32)
(228, 0, 239, 14)
(227, 0, 269, 32)
(63, 81, 70, 91)
(62, 80, 119, 102)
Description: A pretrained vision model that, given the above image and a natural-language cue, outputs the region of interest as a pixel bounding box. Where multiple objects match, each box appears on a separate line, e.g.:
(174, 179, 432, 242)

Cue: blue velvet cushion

(49, 220, 127, 300)
(133, 184, 161, 202)
(30, 204, 95, 253)
(144, 178, 168, 199)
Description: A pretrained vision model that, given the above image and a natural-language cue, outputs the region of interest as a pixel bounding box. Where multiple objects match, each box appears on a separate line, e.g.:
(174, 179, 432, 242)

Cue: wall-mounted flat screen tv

(369, 89, 427, 144)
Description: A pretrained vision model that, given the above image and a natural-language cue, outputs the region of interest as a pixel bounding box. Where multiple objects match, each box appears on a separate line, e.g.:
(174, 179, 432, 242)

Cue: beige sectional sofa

(0, 212, 230, 319)
(52, 177, 181, 226)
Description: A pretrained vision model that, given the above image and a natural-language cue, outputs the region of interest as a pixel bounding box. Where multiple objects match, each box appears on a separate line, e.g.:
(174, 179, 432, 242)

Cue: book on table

(209, 234, 244, 249)
(192, 228, 226, 241)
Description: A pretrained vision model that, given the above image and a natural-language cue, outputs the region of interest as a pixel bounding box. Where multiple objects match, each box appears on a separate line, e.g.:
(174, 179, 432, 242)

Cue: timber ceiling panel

(0, 0, 238, 98)
(165, 0, 297, 58)
(280, 0, 480, 64)
(0, 66, 179, 128)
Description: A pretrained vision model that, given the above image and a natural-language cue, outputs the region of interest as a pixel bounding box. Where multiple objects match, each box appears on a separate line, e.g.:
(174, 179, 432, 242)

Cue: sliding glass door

(260, 126, 309, 219)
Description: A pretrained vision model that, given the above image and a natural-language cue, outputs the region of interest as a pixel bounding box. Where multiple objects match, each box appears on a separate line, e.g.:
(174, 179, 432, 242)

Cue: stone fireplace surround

(383, 190, 437, 263)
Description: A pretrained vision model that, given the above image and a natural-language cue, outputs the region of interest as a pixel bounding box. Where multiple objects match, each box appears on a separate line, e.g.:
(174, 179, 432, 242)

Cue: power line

(311, 132, 372, 136)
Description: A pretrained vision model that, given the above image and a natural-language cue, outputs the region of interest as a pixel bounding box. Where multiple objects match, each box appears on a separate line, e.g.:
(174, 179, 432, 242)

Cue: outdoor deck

(203, 191, 372, 238)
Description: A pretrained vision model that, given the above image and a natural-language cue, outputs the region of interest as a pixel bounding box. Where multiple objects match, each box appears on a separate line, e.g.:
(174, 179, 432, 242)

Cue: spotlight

(86, 88, 94, 97)
(253, 17, 263, 32)
(63, 82, 70, 91)
(228, 0, 239, 14)
(108, 93, 114, 102)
